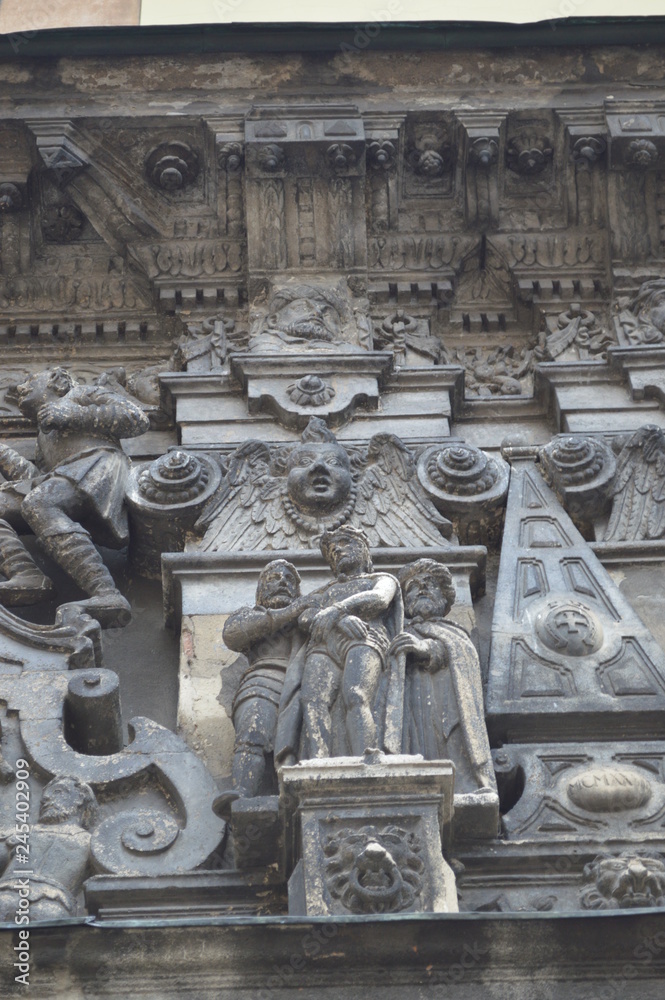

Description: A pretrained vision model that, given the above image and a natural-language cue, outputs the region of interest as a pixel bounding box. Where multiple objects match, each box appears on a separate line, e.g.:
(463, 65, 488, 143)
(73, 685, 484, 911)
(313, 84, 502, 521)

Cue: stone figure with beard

(0, 775, 96, 920)
(247, 281, 371, 353)
(196, 417, 452, 553)
(389, 559, 495, 795)
(220, 559, 320, 803)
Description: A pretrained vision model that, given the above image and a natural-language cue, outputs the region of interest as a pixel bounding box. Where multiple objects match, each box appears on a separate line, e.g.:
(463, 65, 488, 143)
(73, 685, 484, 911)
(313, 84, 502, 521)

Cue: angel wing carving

(194, 440, 308, 551)
(193, 419, 453, 552)
(604, 425, 665, 542)
(353, 434, 453, 547)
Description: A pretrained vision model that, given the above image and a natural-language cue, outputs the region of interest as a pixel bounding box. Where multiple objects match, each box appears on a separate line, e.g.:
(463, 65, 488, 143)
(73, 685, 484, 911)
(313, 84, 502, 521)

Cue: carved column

(364, 116, 401, 234)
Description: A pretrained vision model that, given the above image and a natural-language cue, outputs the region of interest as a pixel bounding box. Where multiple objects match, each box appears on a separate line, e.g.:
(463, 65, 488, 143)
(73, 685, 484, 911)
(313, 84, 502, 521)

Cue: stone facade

(2, 23, 665, 998)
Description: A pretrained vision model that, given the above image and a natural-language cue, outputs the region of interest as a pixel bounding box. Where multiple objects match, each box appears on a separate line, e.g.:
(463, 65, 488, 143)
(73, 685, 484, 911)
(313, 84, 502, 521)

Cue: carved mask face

(587, 854, 665, 909)
(267, 298, 339, 342)
(286, 443, 352, 515)
(404, 577, 449, 620)
(257, 564, 301, 609)
(39, 779, 83, 826)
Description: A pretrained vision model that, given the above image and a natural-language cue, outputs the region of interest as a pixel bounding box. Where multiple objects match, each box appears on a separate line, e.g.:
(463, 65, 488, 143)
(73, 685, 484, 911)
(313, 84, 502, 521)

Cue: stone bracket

(279, 754, 457, 916)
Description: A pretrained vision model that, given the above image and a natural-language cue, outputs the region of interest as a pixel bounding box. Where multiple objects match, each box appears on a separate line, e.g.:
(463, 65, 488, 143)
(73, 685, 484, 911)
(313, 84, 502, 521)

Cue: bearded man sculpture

(221, 559, 318, 801)
(0, 367, 149, 626)
(390, 559, 495, 794)
(247, 281, 370, 354)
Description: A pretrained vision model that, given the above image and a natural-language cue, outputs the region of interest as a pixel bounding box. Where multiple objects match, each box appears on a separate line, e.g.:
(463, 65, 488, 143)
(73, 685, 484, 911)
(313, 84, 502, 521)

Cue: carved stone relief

(581, 850, 665, 909)
(6, 79, 665, 936)
(193, 418, 452, 552)
(0, 602, 226, 918)
(494, 742, 665, 842)
(486, 453, 665, 742)
(0, 367, 150, 627)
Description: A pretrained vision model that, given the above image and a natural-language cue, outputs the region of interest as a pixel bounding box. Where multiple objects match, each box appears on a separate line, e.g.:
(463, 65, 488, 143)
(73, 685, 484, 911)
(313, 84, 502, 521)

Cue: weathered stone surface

(487, 454, 665, 742)
(6, 29, 665, 990)
(280, 754, 457, 917)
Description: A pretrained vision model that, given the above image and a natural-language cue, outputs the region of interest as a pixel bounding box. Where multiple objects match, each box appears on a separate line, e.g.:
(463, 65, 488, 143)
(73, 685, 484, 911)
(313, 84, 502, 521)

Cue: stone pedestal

(280, 753, 458, 917)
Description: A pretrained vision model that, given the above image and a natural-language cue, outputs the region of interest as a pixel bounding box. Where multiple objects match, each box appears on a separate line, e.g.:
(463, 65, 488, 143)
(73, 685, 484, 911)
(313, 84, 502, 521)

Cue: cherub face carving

(286, 442, 353, 515)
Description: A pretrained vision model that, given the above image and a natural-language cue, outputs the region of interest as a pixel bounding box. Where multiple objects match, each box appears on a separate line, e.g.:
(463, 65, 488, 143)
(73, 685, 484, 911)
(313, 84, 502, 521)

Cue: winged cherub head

(286, 419, 353, 516)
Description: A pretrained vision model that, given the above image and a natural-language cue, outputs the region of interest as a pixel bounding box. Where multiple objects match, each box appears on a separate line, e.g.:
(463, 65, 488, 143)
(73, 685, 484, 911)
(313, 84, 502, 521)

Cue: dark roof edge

(3, 17, 665, 59)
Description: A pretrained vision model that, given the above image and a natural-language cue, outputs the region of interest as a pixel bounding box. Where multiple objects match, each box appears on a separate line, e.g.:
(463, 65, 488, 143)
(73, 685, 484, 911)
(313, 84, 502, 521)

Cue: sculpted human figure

(279, 526, 403, 761)
(0, 368, 149, 627)
(221, 560, 318, 802)
(390, 559, 495, 794)
(0, 775, 96, 921)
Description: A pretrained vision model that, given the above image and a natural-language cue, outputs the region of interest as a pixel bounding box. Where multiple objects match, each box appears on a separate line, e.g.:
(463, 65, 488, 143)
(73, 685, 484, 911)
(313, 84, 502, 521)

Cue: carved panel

(487, 455, 665, 741)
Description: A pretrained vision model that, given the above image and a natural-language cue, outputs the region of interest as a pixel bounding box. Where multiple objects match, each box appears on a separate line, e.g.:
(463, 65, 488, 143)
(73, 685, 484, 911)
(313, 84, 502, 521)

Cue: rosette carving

(286, 375, 336, 407)
(146, 141, 200, 191)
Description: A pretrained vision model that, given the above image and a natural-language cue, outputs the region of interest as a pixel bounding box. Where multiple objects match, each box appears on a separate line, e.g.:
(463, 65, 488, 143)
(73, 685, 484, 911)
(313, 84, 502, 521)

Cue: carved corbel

(557, 109, 608, 228)
(457, 113, 504, 230)
(244, 107, 367, 273)
(27, 119, 163, 269)
(606, 109, 662, 261)
(403, 118, 455, 198)
(364, 115, 402, 234)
